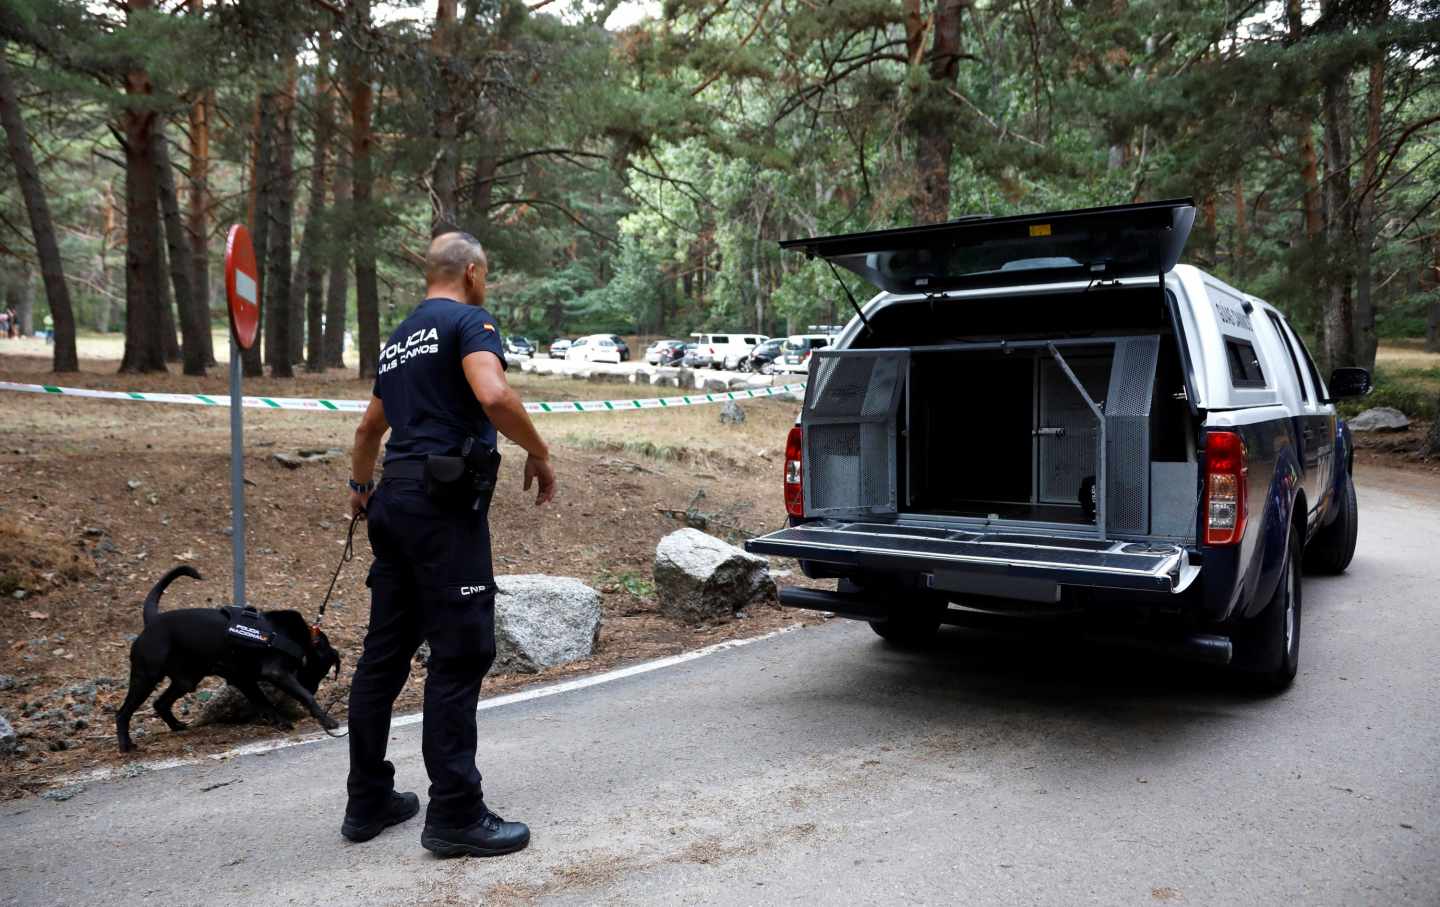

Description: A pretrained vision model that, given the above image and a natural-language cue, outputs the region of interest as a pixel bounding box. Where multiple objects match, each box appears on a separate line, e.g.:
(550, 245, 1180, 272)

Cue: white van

(692, 332, 769, 370)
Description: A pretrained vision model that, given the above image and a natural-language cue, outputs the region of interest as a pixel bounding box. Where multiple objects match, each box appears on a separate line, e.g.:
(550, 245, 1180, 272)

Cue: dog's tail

(142, 564, 202, 625)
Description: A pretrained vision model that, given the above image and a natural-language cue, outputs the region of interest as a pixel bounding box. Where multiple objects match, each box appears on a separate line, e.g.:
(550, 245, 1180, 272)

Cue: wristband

(348, 478, 375, 494)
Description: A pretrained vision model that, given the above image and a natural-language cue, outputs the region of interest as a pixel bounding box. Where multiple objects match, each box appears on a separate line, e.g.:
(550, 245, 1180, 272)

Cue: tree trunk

(325, 141, 351, 369)
(264, 53, 297, 378)
(1319, 17, 1355, 373)
(1426, 233, 1439, 354)
(187, 0, 215, 367)
(0, 51, 79, 372)
(243, 92, 270, 378)
(156, 226, 182, 363)
(1233, 177, 1247, 283)
(430, 0, 461, 231)
(1351, 1, 1387, 375)
(119, 1, 168, 375)
(304, 33, 334, 372)
(1287, 0, 1323, 241)
(346, 0, 380, 380)
(155, 120, 207, 375)
(909, 0, 968, 224)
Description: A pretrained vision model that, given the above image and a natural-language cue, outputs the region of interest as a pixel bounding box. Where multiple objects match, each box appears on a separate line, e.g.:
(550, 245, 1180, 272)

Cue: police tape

(0, 379, 807, 415)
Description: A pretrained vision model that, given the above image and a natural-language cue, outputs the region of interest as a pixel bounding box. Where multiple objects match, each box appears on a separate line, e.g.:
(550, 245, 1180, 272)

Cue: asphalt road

(4, 473, 1437, 906)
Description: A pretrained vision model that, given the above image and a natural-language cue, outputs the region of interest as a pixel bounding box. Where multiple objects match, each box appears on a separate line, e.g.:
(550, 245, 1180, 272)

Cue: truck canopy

(781, 199, 1196, 295)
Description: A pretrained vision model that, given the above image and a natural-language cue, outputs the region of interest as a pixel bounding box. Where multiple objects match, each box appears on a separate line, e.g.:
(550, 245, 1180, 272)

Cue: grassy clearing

(1339, 360, 1440, 421)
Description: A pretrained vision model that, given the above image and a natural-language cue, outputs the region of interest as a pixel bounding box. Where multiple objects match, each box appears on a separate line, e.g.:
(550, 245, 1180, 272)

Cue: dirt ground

(0, 351, 821, 796)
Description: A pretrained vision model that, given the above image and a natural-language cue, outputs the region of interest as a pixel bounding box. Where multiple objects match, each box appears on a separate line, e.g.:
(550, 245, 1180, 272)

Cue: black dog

(116, 565, 342, 753)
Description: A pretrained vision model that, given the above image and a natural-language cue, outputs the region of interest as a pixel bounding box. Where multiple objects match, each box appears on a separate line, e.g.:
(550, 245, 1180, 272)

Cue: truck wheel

(869, 601, 944, 647)
(1233, 525, 1302, 692)
(1304, 470, 1358, 575)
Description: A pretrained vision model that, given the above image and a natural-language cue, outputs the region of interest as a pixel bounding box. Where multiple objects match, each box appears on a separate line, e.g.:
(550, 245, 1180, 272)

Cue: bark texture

(187, 0, 215, 366)
(346, 0, 380, 380)
(155, 120, 208, 375)
(119, 1, 168, 375)
(263, 54, 297, 377)
(0, 51, 79, 371)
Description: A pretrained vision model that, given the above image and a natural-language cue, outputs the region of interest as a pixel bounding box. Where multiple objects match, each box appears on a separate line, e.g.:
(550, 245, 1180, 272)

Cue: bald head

(426, 231, 487, 283)
(425, 231, 488, 306)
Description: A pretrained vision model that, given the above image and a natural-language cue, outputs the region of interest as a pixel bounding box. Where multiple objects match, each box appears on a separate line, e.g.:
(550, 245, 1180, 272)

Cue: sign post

(224, 225, 260, 608)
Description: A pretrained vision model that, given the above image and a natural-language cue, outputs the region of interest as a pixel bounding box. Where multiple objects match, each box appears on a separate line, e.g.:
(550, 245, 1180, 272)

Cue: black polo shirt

(373, 297, 506, 465)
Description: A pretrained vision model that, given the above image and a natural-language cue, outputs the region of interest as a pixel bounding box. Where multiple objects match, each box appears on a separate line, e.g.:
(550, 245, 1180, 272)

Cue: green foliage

(1338, 367, 1440, 420)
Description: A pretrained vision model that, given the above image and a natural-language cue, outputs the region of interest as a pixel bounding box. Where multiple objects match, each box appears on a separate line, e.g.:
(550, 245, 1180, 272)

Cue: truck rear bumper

(746, 520, 1198, 596)
(776, 587, 1233, 666)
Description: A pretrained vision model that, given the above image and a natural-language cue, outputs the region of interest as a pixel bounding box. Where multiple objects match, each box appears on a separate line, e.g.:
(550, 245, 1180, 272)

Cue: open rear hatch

(747, 521, 1192, 594)
(780, 198, 1195, 294)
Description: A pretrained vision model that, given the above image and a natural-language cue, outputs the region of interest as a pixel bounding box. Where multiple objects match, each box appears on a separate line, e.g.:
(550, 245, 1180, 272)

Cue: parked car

(608, 335, 632, 362)
(692, 332, 769, 370)
(742, 338, 786, 373)
(504, 336, 537, 357)
(646, 339, 688, 365)
(566, 334, 624, 364)
(775, 334, 834, 373)
(680, 343, 711, 369)
(746, 199, 1371, 692)
(548, 338, 572, 359)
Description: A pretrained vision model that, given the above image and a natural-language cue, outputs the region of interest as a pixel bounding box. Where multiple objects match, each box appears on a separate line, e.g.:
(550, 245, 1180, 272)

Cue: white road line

(57, 624, 804, 786)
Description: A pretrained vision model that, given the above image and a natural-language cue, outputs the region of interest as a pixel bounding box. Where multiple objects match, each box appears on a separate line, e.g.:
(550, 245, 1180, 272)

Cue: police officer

(340, 231, 556, 857)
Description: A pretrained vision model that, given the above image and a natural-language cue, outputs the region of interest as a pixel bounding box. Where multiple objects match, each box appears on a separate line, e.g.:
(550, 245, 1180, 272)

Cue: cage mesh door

(802, 350, 908, 518)
(1038, 358, 1111, 505)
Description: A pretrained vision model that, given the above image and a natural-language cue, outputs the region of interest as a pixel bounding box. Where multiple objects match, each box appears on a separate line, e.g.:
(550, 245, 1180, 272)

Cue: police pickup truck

(746, 199, 1371, 690)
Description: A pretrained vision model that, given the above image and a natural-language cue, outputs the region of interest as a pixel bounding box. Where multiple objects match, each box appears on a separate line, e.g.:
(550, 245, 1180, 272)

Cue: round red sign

(224, 224, 260, 350)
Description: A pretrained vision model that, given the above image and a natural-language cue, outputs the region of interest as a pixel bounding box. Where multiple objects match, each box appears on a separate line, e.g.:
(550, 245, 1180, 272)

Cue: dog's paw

(319, 714, 340, 731)
(117, 740, 134, 754)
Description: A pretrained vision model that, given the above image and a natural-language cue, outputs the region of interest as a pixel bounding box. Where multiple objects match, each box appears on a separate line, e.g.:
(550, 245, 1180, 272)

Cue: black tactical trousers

(346, 477, 496, 829)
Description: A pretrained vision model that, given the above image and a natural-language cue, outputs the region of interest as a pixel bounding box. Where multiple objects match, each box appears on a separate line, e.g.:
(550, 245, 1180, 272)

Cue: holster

(424, 436, 501, 511)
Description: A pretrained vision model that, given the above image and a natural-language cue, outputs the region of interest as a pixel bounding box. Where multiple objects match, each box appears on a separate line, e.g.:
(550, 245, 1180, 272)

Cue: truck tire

(1304, 470, 1357, 575)
(1233, 525, 1302, 692)
(869, 600, 944, 647)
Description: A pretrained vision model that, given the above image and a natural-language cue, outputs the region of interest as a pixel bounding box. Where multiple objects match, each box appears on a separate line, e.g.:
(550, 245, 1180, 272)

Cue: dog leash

(314, 511, 363, 739)
(316, 511, 363, 630)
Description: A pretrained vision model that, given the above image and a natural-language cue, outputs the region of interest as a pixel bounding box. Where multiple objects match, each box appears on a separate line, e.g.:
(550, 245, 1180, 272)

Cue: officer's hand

(349, 488, 370, 519)
(523, 454, 556, 506)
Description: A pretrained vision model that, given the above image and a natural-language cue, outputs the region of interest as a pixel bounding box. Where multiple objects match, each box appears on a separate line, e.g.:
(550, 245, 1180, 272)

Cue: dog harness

(221, 606, 306, 664)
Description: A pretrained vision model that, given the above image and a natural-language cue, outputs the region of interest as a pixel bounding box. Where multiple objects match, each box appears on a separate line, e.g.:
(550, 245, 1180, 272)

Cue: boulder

(649, 368, 681, 387)
(654, 528, 775, 623)
(702, 377, 731, 393)
(0, 713, 16, 755)
(719, 401, 746, 424)
(196, 682, 308, 725)
(1348, 406, 1410, 432)
(494, 575, 602, 674)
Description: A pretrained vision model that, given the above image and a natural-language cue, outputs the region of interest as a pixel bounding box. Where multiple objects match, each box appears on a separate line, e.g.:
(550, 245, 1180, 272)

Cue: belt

(379, 460, 426, 481)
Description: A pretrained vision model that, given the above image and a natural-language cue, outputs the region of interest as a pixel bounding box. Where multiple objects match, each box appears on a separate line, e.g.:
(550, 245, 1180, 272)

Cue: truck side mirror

(1327, 367, 1372, 401)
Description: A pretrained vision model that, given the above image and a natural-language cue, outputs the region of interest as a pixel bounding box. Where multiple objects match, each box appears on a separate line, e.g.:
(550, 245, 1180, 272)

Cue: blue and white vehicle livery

(746, 199, 1370, 690)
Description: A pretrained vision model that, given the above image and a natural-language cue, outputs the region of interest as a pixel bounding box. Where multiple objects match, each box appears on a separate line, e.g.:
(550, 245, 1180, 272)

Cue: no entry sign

(224, 224, 260, 350)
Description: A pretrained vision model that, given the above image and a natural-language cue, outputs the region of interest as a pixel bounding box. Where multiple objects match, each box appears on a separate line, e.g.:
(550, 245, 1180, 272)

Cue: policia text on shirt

(339, 231, 557, 858)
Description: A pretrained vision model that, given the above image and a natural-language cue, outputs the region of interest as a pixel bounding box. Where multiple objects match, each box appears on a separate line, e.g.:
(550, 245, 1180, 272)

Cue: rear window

(711, 335, 730, 344)
(1225, 338, 1267, 388)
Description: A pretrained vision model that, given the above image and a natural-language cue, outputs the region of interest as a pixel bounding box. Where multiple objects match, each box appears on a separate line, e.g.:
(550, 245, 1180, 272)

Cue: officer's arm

(352, 395, 389, 488)
(462, 352, 549, 461)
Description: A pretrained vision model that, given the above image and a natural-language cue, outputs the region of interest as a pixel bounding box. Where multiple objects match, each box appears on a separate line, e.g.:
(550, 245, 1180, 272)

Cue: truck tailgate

(746, 521, 1193, 593)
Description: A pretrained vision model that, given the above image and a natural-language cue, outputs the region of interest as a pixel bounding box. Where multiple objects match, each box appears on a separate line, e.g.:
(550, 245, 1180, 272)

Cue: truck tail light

(784, 426, 803, 517)
(1203, 430, 1247, 545)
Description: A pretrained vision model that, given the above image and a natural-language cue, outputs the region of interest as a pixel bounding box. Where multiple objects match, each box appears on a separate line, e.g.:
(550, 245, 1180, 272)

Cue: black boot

(421, 807, 531, 857)
(341, 791, 421, 843)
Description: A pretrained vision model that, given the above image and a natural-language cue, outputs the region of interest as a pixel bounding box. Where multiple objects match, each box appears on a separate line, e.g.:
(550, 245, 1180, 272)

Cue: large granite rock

(1348, 406, 1410, 432)
(196, 682, 307, 725)
(0, 713, 16, 755)
(654, 528, 775, 623)
(494, 575, 602, 674)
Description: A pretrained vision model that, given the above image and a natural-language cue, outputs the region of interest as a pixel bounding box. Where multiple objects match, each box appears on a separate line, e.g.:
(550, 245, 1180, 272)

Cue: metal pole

(229, 335, 246, 607)
(1047, 344, 1106, 541)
